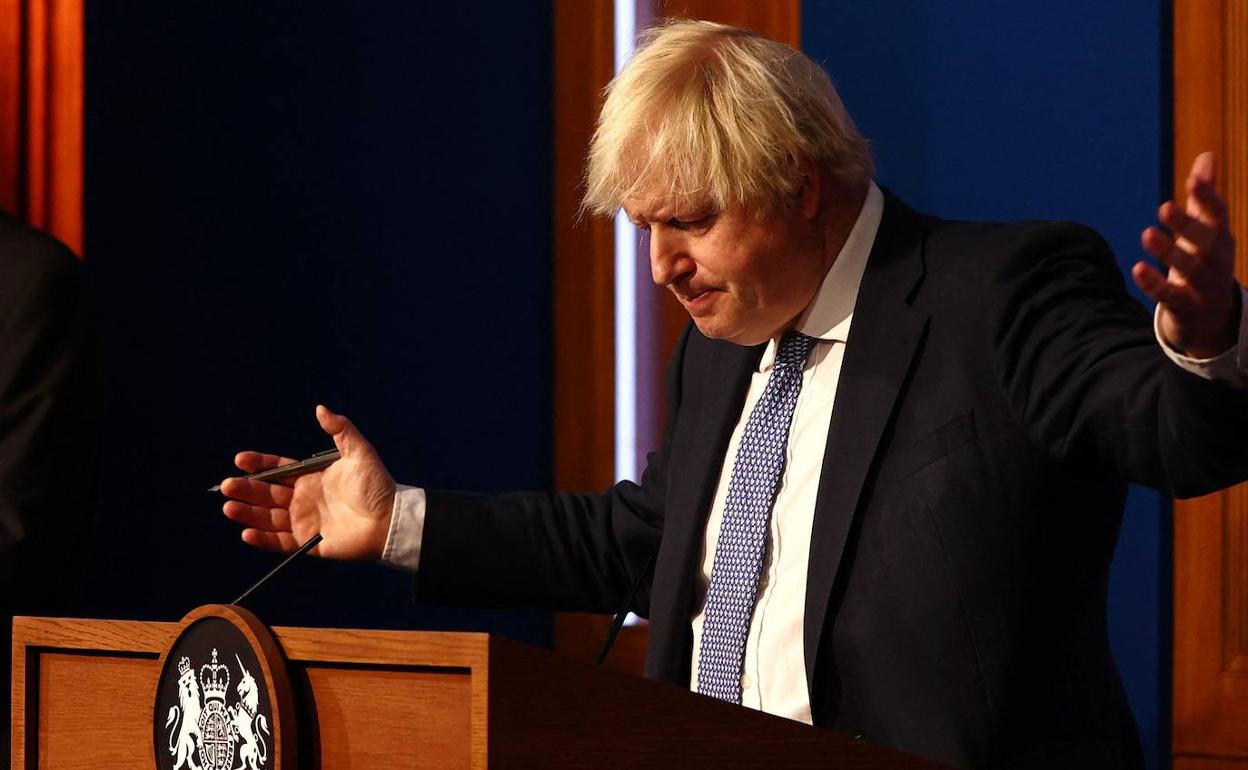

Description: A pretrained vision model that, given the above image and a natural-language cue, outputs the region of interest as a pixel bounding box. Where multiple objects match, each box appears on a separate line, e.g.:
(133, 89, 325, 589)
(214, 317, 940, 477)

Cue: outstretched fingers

(1185, 152, 1223, 219)
(1132, 260, 1187, 308)
(234, 451, 299, 475)
(1141, 224, 1192, 274)
(222, 499, 292, 533)
(1189, 176, 1229, 227)
(240, 528, 304, 554)
(220, 476, 295, 509)
(1158, 201, 1217, 261)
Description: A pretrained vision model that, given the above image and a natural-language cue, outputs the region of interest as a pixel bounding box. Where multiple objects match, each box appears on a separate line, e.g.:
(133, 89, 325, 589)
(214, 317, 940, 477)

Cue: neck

(819, 178, 870, 272)
(773, 178, 871, 340)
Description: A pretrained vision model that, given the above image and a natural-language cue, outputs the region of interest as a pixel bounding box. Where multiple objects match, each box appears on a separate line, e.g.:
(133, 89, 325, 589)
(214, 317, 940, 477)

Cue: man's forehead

(622, 193, 715, 222)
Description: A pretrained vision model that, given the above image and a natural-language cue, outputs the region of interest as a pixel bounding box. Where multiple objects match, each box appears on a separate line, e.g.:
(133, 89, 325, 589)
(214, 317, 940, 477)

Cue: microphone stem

(231, 533, 323, 606)
(596, 551, 657, 665)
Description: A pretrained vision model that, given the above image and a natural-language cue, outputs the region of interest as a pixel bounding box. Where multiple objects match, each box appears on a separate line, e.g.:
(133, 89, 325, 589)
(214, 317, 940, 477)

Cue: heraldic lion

(166, 656, 203, 770)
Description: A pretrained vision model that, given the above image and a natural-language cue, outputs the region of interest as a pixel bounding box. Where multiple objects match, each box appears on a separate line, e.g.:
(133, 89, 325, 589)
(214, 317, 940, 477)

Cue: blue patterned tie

(697, 331, 816, 703)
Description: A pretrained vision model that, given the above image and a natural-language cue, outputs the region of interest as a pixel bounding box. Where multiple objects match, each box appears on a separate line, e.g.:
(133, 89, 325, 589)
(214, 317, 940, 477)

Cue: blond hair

(583, 19, 873, 217)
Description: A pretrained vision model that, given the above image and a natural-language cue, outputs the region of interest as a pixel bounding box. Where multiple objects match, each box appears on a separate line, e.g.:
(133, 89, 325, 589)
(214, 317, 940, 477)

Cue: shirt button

(740, 673, 754, 689)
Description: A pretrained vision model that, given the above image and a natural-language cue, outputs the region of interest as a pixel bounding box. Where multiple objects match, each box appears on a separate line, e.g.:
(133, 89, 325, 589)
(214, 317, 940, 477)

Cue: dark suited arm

(0, 239, 102, 614)
(990, 222, 1248, 498)
(415, 324, 693, 616)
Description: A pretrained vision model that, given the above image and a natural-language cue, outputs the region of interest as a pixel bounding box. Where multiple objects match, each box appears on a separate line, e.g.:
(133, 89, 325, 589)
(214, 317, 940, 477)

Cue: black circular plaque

(153, 605, 294, 770)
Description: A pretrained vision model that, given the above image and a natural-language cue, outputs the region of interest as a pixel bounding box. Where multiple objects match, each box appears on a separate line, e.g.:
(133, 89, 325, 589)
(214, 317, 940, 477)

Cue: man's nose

(649, 229, 690, 286)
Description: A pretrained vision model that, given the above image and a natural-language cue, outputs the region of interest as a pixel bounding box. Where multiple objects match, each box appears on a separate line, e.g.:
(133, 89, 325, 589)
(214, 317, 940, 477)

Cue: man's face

(626, 197, 830, 346)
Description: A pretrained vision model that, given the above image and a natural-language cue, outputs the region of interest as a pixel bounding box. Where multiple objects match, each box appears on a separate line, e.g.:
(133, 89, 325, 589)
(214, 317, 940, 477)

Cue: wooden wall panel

(1173, 0, 1248, 761)
(43, 0, 83, 252)
(0, 0, 19, 212)
(660, 0, 799, 46)
(1176, 759, 1248, 770)
(551, 0, 627, 666)
(0, 0, 83, 253)
(553, 0, 616, 497)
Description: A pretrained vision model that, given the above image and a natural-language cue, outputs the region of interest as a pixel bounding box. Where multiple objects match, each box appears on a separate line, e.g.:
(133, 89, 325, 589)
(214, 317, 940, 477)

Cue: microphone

(231, 533, 323, 606)
(596, 551, 657, 665)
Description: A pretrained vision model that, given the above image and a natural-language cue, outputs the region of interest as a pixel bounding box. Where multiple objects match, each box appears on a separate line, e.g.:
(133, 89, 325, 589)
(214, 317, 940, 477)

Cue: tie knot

(775, 332, 815, 369)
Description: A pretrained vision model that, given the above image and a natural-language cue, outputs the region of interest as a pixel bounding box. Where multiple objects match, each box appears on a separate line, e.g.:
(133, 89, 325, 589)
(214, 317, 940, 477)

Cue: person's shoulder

(879, 194, 1126, 313)
(878, 189, 1110, 264)
(898, 208, 1117, 283)
(924, 216, 1109, 260)
(0, 212, 82, 301)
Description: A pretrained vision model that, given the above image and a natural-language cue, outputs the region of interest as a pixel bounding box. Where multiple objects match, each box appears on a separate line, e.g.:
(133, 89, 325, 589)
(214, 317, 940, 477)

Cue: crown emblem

(199, 648, 231, 702)
(176, 656, 194, 684)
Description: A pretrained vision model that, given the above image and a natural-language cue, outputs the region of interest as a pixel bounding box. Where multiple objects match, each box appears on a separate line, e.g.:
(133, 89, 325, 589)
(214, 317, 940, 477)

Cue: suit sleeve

(414, 324, 693, 616)
(989, 222, 1248, 498)
(0, 246, 102, 612)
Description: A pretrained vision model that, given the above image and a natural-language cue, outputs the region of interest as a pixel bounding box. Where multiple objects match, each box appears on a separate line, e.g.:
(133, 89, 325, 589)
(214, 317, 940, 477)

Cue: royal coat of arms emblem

(164, 647, 271, 770)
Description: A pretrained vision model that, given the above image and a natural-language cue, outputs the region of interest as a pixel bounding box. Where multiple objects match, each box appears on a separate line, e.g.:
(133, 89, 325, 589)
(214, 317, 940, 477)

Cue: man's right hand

(220, 404, 397, 561)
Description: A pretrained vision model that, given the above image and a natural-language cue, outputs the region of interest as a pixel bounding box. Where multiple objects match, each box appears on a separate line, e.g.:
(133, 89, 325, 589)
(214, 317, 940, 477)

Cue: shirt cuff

(1155, 283, 1248, 389)
(380, 484, 426, 572)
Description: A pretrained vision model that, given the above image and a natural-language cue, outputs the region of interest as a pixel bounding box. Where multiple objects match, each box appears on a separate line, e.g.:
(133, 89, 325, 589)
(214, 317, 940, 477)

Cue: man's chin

(692, 316, 768, 347)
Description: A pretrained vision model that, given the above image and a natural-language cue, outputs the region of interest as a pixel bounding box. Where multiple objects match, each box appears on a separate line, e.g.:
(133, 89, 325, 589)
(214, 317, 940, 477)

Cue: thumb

(316, 404, 367, 457)
(1189, 151, 1217, 188)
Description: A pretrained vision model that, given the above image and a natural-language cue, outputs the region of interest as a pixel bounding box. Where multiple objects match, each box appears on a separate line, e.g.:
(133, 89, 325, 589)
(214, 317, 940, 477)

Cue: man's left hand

(1134, 151, 1240, 359)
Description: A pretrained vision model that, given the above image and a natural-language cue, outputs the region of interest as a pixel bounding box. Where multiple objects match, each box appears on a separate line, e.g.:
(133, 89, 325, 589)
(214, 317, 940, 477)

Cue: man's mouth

(676, 288, 718, 313)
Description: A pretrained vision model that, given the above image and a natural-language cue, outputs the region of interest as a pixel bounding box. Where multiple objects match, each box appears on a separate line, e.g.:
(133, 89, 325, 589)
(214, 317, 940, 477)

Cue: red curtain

(0, 0, 83, 255)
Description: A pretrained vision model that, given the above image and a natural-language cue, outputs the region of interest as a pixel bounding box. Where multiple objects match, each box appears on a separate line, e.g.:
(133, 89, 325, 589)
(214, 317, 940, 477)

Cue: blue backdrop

(801, 1, 1170, 767)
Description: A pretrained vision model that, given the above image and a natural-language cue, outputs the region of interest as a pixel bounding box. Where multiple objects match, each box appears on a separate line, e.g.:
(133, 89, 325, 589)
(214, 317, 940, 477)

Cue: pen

(207, 448, 341, 492)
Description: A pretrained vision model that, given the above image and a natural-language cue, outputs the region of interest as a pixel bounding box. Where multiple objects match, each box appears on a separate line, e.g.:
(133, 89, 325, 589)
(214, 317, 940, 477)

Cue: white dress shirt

(687, 181, 883, 723)
(382, 185, 1248, 725)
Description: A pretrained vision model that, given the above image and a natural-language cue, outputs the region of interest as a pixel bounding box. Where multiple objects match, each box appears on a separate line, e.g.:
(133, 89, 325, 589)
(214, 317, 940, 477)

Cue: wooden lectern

(12, 615, 949, 768)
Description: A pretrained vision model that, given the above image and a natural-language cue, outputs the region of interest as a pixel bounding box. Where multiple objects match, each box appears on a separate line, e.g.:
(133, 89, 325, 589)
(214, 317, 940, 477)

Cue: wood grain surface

(11, 617, 175, 769)
(487, 635, 950, 769)
(553, 0, 617, 498)
(0, 0, 20, 212)
(1175, 757, 1248, 770)
(1172, 0, 1248, 761)
(13, 618, 495, 769)
(14, 617, 948, 768)
(0, 0, 84, 251)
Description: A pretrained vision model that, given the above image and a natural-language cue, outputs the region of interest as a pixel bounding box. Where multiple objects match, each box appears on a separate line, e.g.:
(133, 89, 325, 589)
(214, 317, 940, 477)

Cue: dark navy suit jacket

(416, 194, 1248, 769)
(0, 213, 102, 766)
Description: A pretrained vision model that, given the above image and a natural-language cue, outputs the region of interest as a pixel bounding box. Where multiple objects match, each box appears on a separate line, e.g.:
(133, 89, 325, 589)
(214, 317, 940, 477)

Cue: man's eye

(667, 215, 711, 231)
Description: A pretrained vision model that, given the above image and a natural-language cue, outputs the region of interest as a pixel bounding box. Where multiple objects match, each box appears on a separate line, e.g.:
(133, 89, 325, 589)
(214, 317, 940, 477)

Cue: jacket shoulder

(0, 213, 83, 306)
(921, 216, 1115, 270)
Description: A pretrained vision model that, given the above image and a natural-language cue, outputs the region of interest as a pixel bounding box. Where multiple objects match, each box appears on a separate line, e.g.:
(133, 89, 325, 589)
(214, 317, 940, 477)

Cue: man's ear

(799, 158, 822, 220)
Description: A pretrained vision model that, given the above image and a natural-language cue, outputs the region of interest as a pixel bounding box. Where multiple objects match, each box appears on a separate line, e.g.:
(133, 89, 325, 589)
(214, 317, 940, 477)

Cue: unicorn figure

(229, 654, 270, 770)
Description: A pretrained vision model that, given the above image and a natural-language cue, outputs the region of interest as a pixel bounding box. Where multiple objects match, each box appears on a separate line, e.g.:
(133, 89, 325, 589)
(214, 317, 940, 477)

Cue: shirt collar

(758, 181, 884, 372)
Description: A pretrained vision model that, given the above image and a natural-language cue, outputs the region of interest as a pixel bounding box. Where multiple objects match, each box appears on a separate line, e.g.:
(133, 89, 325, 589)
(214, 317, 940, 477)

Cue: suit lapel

(803, 194, 929, 696)
(648, 334, 761, 684)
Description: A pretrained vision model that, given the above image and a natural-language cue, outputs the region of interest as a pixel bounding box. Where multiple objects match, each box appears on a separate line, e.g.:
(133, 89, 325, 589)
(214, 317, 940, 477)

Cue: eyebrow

(626, 203, 713, 226)
(624, 207, 662, 224)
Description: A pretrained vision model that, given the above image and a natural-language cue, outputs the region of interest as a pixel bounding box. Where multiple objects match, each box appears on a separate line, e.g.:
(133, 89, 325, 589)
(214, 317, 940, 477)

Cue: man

(220, 21, 1248, 769)
(0, 212, 102, 766)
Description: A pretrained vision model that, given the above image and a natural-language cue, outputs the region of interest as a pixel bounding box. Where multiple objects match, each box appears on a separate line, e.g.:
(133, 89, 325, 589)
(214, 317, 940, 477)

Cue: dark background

(82, 2, 555, 644)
